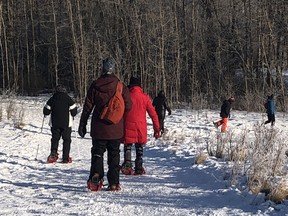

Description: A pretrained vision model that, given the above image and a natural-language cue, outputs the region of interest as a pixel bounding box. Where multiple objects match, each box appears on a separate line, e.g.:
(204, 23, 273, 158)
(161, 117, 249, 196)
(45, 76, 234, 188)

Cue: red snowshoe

(134, 167, 146, 175)
(121, 163, 134, 175)
(47, 152, 59, 163)
(87, 173, 103, 191)
(62, 157, 72, 164)
(108, 184, 121, 191)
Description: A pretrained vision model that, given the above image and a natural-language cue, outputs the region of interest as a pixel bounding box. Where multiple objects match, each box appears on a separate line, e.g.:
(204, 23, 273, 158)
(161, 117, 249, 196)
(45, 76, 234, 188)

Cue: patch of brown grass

(267, 181, 288, 204)
(230, 147, 248, 161)
(194, 152, 208, 164)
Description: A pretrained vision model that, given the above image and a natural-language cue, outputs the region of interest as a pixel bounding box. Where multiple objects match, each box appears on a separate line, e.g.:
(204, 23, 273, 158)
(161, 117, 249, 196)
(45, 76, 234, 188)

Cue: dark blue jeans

(89, 139, 121, 186)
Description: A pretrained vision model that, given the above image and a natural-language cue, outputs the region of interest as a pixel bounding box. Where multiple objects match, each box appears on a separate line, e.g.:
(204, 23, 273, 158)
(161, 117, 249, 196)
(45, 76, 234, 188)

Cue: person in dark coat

(78, 57, 132, 192)
(121, 77, 160, 175)
(213, 96, 235, 133)
(264, 94, 275, 126)
(152, 90, 171, 135)
(43, 84, 78, 163)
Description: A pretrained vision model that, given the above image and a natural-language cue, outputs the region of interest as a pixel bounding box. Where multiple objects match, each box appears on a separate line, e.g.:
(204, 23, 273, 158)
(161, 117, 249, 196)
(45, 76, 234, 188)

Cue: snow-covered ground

(1, 96, 288, 215)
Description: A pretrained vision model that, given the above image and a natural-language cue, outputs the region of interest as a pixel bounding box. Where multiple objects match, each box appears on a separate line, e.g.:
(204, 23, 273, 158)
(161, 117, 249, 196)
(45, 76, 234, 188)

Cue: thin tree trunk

(52, 0, 59, 86)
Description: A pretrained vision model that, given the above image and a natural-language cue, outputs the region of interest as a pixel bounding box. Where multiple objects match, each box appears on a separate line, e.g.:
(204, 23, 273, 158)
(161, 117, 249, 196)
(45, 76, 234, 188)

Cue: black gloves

(78, 124, 87, 138)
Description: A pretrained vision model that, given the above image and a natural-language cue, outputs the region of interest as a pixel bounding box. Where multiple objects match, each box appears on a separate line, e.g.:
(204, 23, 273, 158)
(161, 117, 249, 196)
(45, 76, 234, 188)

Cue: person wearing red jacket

(121, 77, 160, 175)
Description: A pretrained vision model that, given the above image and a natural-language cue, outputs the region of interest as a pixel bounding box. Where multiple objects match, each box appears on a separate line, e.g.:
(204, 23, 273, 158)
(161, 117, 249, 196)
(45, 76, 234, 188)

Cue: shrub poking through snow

(6, 100, 15, 120)
(0, 105, 2, 122)
(231, 123, 288, 203)
(13, 106, 25, 129)
(267, 181, 288, 204)
(194, 152, 208, 164)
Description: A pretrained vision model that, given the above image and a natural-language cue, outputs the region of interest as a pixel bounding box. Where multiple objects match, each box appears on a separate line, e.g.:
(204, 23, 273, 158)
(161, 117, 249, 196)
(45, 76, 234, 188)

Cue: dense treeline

(0, 0, 287, 110)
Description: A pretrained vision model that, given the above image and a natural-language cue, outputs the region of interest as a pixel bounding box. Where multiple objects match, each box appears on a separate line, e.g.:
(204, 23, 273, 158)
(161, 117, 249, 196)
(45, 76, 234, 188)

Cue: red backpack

(100, 82, 125, 124)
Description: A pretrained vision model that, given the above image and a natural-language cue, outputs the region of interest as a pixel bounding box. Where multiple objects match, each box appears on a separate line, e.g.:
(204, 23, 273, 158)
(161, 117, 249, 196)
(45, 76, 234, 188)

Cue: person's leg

(134, 143, 144, 174)
(216, 119, 224, 127)
(106, 139, 121, 186)
(50, 127, 61, 154)
(159, 116, 164, 134)
(121, 144, 134, 175)
(123, 144, 132, 165)
(61, 127, 72, 161)
(264, 114, 272, 125)
(89, 140, 107, 181)
(221, 118, 228, 132)
(271, 114, 275, 126)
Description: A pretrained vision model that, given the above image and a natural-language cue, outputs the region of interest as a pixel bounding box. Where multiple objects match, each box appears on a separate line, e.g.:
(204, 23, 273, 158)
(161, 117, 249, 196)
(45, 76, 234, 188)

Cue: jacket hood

(129, 86, 143, 93)
(96, 74, 119, 93)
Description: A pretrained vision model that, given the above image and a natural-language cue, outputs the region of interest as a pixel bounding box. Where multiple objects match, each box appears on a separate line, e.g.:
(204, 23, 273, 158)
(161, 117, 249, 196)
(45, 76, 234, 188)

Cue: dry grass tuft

(6, 100, 15, 120)
(230, 147, 248, 161)
(248, 177, 271, 195)
(0, 105, 2, 122)
(267, 181, 288, 204)
(13, 106, 25, 129)
(194, 152, 208, 164)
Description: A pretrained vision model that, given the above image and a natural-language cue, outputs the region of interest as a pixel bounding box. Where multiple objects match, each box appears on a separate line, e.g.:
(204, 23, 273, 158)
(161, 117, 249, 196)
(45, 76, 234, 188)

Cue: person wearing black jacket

(213, 96, 235, 133)
(43, 84, 77, 163)
(152, 90, 171, 135)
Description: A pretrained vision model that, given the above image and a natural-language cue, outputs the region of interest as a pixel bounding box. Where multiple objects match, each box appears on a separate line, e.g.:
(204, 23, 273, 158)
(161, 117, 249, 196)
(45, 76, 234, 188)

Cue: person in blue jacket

(264, 94, 275, 126)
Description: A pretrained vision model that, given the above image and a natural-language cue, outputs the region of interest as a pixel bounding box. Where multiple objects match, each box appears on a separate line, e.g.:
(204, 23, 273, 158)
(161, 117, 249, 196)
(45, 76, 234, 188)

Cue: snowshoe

(134, 167, 146, 175)
(108, 184, 121, 191)
(87, 173, 103, 191)
(121, 163, 134, 175)
(62, 157, 72, 164)
(47, 152, 59, 163)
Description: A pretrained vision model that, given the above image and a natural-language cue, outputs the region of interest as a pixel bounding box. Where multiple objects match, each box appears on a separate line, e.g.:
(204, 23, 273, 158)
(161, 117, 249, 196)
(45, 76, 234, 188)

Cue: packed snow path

(0, 96, 286, 215)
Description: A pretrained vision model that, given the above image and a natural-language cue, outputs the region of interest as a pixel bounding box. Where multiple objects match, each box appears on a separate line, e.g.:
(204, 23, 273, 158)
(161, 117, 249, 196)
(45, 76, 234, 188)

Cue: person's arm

(122, 83, 132, 113)
(152, 97, 156, 107)
(164, 98, 171, 115)
(225, 102, 231, 117)
(78, 83, 96, 138)
(43, 97, 53, 116)
(146, 96, 160, 138)
(68, 96, 77, 117)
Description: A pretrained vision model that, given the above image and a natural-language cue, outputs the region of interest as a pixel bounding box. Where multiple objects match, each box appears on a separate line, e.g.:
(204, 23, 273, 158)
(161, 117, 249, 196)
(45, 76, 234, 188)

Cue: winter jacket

(43, 92, 77, 128)
(79, 73, 132, 140)
(123, 86, 160, 144)
(265, 99, 275, 114)
(152, 92, 171, 119)
(220, 100, 232, 118)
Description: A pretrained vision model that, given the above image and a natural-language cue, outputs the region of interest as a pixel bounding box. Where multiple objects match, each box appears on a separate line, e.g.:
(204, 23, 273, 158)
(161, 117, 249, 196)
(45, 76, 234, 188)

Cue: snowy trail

(1, 96, 287, 215)
(0, 130, 256, 216)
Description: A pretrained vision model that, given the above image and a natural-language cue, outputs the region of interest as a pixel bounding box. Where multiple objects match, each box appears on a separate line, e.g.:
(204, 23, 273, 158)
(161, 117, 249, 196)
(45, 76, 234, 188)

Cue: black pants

(158, 115, 165, 133)
(51, 127, 71, 160)
(89, 139, 121, 186)
(264, 113, 275, 126)
(123, 143, 144, 171)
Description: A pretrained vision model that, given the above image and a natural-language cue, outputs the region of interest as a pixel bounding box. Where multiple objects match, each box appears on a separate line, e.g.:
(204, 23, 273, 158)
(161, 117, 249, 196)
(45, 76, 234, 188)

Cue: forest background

(0, 0, 287, 111)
